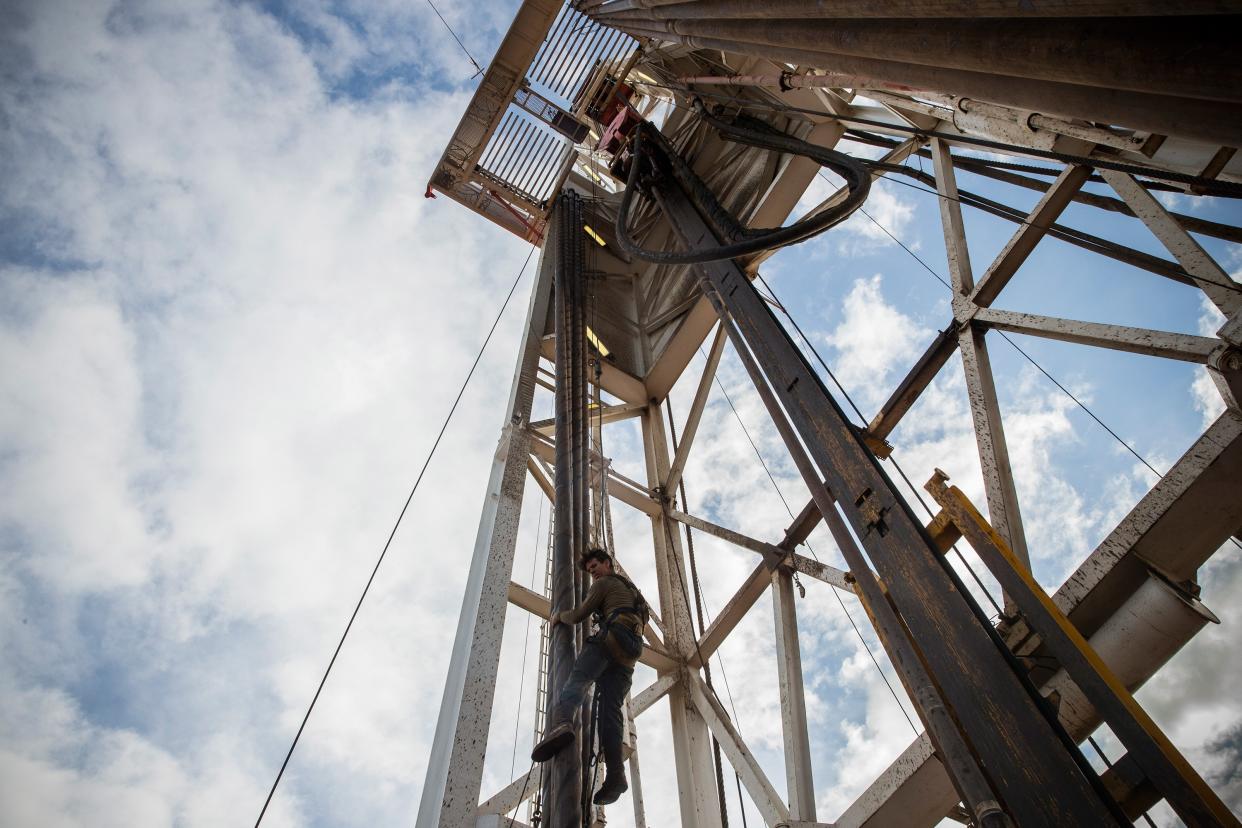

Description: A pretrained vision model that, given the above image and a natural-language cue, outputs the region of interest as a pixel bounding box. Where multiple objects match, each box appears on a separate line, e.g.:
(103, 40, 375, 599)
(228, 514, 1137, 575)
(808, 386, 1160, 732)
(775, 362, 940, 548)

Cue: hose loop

(615, 98, 871, 265)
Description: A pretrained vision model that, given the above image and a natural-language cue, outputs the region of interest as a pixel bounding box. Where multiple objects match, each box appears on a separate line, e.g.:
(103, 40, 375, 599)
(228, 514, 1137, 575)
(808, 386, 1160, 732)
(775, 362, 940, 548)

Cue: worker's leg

(592, 660, 634, 804)
(532, 640, 609, 762)
(552, 640, 610, 725)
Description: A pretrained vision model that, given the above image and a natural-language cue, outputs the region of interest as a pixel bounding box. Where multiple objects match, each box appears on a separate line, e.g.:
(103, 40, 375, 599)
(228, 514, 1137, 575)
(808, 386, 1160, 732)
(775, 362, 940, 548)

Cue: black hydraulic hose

(615, 100, 871, 264)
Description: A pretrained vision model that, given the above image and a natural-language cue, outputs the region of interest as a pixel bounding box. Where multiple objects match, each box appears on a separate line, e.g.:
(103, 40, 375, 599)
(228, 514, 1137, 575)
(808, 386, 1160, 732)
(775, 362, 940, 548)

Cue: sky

(1, 1, 1240, 826)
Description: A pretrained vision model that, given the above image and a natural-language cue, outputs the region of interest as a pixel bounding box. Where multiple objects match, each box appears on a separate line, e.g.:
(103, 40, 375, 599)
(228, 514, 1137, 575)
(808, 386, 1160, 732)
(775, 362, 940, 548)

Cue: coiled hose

(615, 99, 871, 264)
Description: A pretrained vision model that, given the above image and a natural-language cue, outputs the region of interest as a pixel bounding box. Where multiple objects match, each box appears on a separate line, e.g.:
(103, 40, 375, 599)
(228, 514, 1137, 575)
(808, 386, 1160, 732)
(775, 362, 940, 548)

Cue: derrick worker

(531, 546, 648, 806)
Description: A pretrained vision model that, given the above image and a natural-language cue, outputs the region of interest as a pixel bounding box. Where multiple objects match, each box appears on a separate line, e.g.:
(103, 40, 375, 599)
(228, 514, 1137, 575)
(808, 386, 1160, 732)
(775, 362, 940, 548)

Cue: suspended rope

(508, 761, 538, 828)
(254, 245, 536, 827)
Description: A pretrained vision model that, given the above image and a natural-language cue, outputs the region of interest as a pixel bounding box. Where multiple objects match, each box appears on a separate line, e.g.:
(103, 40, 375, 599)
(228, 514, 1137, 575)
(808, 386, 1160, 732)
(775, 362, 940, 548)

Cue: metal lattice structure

(419, 2, 1242, 826)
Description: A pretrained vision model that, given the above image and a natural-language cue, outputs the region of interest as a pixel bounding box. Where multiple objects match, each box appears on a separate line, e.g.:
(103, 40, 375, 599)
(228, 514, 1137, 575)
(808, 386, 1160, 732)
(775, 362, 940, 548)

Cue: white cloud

(0, 273, 157, 591)
(822, 274, 934, 411)
(1, 0, 529, 824)
(795, 176, 917, 258)
(2, 2, 1237, 826)
(1137, 544, 1242, 821)
(1191, 293, 1229, 428)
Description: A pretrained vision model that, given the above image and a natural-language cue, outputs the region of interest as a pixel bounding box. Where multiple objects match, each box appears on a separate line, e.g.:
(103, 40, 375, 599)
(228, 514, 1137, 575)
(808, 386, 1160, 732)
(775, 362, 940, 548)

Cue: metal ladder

(528, 510, 556, 825)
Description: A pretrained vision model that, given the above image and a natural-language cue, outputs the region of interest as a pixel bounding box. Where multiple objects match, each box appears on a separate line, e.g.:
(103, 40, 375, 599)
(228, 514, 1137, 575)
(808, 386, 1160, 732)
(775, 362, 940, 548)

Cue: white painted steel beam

(416, 247, 553, 828)
(632, 672, 680, 717)
(528, 430, 661, 516)
(477, 769, 537, 816)
(933, 138, 1032, 573)
(773, 570, 816, 821)
(530, 401, 646, 435)
(1100, 169, 1242, 320)
(666, 507, 853, 591)
(665, 323, 727, 495)
(640, 400, 724, 828)
(687, 672, 792, 827)
(971, 308, 1221, 363)
(628, 731, 650, 828)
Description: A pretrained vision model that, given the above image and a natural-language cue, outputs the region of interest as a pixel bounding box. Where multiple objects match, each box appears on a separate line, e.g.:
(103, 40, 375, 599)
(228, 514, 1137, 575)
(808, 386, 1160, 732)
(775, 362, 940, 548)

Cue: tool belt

(592, 607, 644, 668)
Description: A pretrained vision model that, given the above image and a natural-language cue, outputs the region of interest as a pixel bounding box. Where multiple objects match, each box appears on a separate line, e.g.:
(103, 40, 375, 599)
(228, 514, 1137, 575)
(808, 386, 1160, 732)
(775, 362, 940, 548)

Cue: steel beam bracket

(952, 294, 979, 324)
(858, 426, 894, 459)
(854, 487, 892, 538)
(1208, 344, 1242, 411)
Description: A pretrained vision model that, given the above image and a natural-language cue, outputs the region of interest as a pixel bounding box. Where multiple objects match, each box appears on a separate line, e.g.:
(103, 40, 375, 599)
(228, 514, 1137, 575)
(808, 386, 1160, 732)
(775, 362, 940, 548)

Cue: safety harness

(592, 574, 648, 667)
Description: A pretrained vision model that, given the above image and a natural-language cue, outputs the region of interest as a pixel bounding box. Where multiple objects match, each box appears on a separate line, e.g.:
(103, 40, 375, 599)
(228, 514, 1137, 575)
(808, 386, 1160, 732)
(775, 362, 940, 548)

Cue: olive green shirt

(558, 574, 641, 630)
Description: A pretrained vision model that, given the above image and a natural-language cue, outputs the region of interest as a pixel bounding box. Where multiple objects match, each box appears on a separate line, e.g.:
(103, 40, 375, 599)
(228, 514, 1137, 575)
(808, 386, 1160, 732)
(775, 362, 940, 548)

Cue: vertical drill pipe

(549, 193, 584, 828)
(571, 192, 595, 812)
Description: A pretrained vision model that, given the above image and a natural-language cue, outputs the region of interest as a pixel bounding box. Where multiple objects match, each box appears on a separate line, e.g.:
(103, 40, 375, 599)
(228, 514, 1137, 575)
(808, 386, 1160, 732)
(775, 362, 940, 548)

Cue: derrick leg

(415, 241, 554, 828)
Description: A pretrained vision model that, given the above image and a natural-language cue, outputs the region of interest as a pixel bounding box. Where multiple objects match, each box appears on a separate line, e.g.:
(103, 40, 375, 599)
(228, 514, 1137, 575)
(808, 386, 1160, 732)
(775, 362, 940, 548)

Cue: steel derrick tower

(418, 3, 1242, 827)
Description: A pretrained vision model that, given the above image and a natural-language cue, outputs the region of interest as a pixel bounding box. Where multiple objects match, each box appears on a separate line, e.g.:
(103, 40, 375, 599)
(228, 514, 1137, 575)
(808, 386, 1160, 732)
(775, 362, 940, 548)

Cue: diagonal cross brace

(648, 162, 1126, 826)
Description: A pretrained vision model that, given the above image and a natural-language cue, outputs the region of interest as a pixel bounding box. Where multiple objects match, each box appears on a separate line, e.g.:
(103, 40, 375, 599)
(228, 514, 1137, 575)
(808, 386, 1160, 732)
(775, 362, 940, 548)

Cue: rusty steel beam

(594, 0, 1237, 19)
(651, 163, 1127, 824)
(927, 473, 1240, 827)
(623, 17, 1241, 103)
(592, 22, 1242, 145)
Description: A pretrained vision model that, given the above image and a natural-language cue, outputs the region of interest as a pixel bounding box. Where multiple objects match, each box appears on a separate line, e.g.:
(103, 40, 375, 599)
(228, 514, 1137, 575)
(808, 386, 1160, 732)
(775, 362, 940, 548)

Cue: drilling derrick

(419, 3, 1242, 827)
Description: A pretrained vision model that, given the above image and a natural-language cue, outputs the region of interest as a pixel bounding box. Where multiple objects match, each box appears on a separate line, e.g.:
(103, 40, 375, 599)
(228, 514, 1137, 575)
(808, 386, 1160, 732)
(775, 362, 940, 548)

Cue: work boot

(531, 721, 574, 762)
(592, 769, 628, 805)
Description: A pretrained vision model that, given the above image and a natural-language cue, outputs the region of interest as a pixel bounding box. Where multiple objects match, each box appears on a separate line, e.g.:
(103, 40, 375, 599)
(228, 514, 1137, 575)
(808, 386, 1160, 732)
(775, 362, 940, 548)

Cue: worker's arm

(557, 579, 607, 625)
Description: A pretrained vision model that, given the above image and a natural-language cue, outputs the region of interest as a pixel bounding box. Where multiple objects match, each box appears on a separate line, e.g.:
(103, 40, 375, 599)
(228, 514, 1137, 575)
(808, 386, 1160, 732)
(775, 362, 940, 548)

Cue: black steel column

(546, 190, 588, 828)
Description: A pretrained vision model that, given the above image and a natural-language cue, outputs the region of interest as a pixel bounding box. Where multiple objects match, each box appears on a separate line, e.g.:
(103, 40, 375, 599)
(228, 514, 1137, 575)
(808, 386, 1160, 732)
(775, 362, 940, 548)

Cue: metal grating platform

(428, 0, 638, 239)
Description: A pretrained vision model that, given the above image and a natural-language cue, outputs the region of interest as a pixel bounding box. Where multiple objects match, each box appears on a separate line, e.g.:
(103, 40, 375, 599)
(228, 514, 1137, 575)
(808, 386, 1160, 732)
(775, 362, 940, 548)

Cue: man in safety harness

(531, 546, 648, 806)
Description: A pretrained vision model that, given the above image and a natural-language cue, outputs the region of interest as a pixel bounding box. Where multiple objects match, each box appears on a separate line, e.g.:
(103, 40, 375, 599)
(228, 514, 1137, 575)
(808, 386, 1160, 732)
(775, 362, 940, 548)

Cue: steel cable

(698, 348, 920, 732)
(253, 245, 536, 826)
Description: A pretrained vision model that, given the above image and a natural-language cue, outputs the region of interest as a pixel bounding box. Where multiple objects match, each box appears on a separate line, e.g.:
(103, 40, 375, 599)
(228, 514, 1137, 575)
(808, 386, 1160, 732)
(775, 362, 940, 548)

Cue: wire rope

(827, 170, 1242, 556)
(424, 0, 485, 78)
(861, 164, 1241, 295)
(508, 761, 538, 828)
(253, 245, 536, 827)
(755, 269, 1005, 617)
(700, 350, 920, 732)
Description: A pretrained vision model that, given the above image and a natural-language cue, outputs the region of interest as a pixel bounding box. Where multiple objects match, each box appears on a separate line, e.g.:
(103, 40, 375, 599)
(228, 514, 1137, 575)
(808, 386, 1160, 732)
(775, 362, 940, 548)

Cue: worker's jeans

(550, 639, 634, 773)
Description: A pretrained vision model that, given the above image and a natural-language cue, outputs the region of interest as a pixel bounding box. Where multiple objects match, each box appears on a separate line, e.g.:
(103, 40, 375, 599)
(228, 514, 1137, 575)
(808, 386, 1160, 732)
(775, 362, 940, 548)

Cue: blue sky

(2, 1, 1239, 826)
